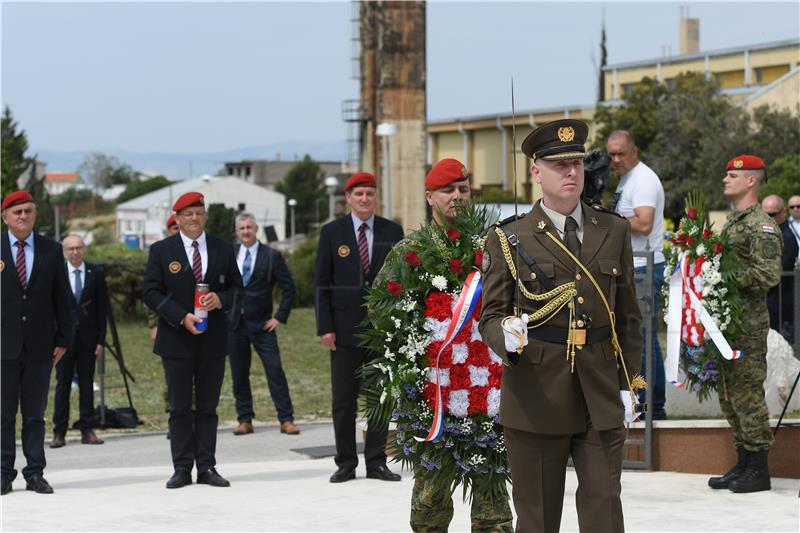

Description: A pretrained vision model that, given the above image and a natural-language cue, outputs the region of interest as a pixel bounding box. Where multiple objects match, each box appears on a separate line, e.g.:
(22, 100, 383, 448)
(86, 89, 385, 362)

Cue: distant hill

(36, 141, 348, 179)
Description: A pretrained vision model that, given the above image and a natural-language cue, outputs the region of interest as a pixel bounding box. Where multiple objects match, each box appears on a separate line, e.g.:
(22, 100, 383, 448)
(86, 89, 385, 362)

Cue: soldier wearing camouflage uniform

(374, 158, 513, 533)
(709, 155, 782, 494)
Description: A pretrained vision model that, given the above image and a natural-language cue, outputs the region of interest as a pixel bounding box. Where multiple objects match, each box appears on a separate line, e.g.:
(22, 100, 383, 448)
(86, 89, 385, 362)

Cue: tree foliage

(78, 152, 134, 190)
(274, 155, 326, 236)
(116, 176, 171, 204)
(593, 72, 800, 220)
(759, 154, 800, 201)
(205, 203, 236, 243)
(1, 106, 33, 197)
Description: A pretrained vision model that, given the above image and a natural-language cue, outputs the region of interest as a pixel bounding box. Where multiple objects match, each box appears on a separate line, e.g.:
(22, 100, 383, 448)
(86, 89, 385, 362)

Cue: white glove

(620, 390, 641, 423)
(502, 314, 529, 353)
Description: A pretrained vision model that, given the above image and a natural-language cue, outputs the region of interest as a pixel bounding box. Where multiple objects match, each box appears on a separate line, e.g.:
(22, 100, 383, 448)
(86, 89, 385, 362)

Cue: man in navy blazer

(143, 192, 242, 489)
(314, 172, 404, 483)
(51, 234, 107, 448)
(1, 191, 74, 495)
(228, 212, 298, 436)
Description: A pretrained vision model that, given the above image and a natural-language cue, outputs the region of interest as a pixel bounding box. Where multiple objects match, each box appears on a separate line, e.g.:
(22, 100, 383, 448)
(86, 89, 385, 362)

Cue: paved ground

(2, 420, 798, 532)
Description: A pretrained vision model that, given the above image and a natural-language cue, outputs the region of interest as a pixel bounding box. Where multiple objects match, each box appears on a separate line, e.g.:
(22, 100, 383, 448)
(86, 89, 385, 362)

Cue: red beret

(2, 190, 34, 211)
(166, 214, 177, 229)
(425, 159, 469, 190)
(344, 172, 376, 192)
(172, 192, 204, 213)
(726, 155, 765, 171)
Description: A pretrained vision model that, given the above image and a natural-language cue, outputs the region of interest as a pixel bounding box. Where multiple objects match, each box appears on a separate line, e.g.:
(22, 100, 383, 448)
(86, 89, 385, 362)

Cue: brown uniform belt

(528, 325, 611, 345)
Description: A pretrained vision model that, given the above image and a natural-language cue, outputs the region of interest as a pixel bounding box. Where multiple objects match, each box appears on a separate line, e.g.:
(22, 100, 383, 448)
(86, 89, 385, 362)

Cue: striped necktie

(358, 223, 370, 276)
(191, 241, 202, 282)
(15, 241, 27, 291)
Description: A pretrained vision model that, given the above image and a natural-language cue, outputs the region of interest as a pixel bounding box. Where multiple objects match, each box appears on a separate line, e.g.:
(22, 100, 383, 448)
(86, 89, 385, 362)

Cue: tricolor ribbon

(665, 252, 744, 386)
(415, 269, 483, 442)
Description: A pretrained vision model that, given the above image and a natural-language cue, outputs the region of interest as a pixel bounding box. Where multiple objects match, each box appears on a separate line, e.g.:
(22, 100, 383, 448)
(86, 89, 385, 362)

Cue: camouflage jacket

(721, 203, 782, 298)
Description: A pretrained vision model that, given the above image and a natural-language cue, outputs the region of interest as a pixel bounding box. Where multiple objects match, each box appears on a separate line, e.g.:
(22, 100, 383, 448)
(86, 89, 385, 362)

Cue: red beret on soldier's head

(425, 158, 469, 190)
(344, 172, 376, 192)
(172, 192, 205, 213)
(166, 214, 177, 229)
(2, 190, 34, 211)
(726, 155, 765, 171)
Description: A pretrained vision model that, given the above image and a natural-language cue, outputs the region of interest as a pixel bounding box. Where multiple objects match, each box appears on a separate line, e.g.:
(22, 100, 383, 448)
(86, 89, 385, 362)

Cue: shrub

(286, 235, 319, 308)
(87, 243, 148, 319)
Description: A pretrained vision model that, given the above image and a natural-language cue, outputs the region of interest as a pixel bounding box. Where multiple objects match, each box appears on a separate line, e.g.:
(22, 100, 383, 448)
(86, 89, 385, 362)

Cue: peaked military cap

(521, 119, 588, 161)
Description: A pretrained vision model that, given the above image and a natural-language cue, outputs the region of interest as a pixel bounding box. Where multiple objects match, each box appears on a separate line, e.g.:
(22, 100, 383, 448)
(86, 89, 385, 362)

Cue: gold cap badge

(733, 160, 744, 169)
(338, 245, 350, 258)
(557, 126, 575, 142)
(168, 261, 181, 274)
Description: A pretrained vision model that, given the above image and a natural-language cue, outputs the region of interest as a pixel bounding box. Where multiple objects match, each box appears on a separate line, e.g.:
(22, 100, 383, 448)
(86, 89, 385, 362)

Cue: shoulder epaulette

(496, 212, 526, 227)
(591, 203, 626, 219)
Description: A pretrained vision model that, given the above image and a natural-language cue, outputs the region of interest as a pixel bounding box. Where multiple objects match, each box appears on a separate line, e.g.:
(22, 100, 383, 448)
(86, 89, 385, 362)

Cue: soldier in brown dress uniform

(479, 119, 644, 533)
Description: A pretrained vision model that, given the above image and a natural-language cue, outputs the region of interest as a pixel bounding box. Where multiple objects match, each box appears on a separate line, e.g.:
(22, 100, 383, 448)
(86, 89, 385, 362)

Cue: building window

(754, 64, 790, 85)
(714, 69, 745, 89)
(245, 166, 251, 177)
(665, 78, 676, 90)
(622, 83, 637, 96)
(238, 203, 245, 211)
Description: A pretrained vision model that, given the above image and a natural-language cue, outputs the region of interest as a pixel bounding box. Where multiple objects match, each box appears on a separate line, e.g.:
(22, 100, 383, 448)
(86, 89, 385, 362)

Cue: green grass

(30, 308, 331, 436)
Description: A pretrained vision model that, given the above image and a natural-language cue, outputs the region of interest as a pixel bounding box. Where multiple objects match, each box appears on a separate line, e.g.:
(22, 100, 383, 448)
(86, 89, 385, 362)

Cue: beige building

(224, 159, 344, 191)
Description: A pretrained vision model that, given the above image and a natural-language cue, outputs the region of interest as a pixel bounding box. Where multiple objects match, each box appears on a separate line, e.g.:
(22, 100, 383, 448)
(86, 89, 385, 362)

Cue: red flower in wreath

(405, 250, 422, 267)
(422, 382, 448, 408)
(467, 341, 491, 366)
(714, 243, 724, 254)
(449, 259, 464, 273)
(473, 249, 483, 267)
(686, 236, 695, 246)
(425, 292, 453, 321)
(468, 386, 489, 415)
(702, 228, 712, 239)
(488, 364, 503, 388)
(449, 364, 472, 390)
(426, 341, 453, 369)
(687, 208, 698, 219)
(446, 228, 460, 240)
(386, 281, 403, 297)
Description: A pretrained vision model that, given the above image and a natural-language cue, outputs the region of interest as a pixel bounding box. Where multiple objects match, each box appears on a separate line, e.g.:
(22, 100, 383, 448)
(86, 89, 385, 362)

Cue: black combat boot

(708, 447, 746, 489)
(729, 450, 771, 493)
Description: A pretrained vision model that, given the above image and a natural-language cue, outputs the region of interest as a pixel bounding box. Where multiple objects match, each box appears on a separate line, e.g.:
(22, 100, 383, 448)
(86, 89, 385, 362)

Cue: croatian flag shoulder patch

(762, 224, 775, 234)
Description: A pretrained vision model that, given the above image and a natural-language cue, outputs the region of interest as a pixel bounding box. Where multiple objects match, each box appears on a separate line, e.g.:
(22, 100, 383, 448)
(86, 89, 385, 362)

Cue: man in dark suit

(51, 234, 107, 448)
(762, 194, 798, 343)
(480, 120, 643, 532)
(1, 190, 74, 495)
(229, 212, 298, 436)
(314, 172, 404, 483)
(143, 192, 242, 489)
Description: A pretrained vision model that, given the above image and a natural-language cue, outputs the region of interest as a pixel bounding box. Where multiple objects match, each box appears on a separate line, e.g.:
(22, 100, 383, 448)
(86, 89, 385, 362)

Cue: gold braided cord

(494, 227, 577, 302)
(543, 231, 644, 394)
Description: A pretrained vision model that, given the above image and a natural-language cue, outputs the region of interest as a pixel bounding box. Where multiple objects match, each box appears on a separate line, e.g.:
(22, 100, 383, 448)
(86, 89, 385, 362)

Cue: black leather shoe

(197, 467, 230, 487)
(366, 464, 401, 482)
(1, 477, 12, 495)
(25, 474, 54, 494)
(166, 470, 192, 489)
(329, 467, 356, 483)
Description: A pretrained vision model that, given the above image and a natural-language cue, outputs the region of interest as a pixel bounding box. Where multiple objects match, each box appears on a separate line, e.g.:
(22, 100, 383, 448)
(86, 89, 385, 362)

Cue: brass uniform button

(612, 267, 618, 275)
(577, 296, 584, 304)
(576, 319, 585, 328)
(575, 273, 581, 281)
(530, 272, 537, 280)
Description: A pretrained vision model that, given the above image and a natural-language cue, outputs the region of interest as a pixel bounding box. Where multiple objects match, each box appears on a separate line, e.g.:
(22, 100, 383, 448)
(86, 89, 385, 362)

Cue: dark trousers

(330, 344, 387, 470)
(634, 263, 666, 417)
(53, 339, 97, 433)
(1, 356, 52, 481)
(161, 356, 226, 473)
(229, 327, 294, 423)
(505, 424, 627, 533)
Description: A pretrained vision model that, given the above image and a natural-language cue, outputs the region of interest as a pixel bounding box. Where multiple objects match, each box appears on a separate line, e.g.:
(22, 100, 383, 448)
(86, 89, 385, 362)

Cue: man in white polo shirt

(607, 130, 667, 420)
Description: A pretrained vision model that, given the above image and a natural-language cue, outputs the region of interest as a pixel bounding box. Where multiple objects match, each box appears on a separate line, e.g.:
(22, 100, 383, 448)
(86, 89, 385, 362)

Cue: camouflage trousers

(719, 321, 774, 452)
(410, 468, 513, 533)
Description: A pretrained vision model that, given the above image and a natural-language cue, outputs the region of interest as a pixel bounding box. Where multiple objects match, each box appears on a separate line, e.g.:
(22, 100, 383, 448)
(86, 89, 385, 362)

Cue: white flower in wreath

(424, 318, 449, 342)
(432, 275, 448, 291)
(448, 390, 470, 418)
(488, 388, 501, 417)
(695, 243, 706, 257)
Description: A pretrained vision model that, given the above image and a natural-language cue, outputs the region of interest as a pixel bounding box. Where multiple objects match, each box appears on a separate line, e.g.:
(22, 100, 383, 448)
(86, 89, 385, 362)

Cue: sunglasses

(766, 211, 781, 217)
(790, 205, 800, 210)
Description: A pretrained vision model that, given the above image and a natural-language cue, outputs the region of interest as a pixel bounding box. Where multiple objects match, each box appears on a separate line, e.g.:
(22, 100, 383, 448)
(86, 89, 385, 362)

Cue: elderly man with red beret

(1, 191, 74, 495)
(314, 172, 404, 483)
(708, 155, 782, 494)
(143, 192, 242, 489)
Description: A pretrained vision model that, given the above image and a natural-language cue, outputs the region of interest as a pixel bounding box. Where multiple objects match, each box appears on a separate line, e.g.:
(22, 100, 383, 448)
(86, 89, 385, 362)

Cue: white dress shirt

(236, 241, 259, 274)
(539, 201, 584, 244)
(180, 231, 208, 279)
(7, 230, 34, 283)
(351, 213, 375, 263)
(67, 261, 86, 298)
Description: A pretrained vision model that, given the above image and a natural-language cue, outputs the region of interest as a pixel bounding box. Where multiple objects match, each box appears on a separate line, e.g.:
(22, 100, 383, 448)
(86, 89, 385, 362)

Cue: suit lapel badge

(219, 274, 225, 283)
(168, 261, 181, 274)
(338, 245, 350, 258)
(591, 217, 598, 225)
(537, 220, 547, 230)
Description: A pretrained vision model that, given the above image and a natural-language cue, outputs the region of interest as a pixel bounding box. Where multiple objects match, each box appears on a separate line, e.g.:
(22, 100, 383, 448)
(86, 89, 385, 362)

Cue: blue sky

(2, 1, 798, 154)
